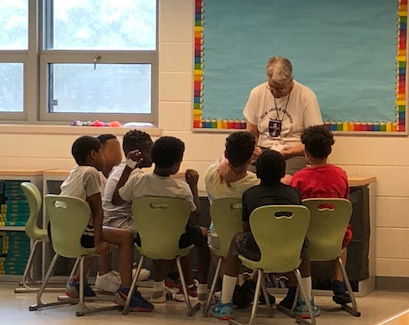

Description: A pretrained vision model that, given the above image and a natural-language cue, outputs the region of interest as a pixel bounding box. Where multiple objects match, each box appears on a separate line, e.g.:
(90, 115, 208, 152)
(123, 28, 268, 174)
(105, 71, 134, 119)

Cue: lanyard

(272, 89, 291, 122)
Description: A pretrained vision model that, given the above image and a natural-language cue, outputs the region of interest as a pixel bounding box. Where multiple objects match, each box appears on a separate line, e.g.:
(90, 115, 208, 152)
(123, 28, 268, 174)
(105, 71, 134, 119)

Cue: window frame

(0, 0, 159, 124)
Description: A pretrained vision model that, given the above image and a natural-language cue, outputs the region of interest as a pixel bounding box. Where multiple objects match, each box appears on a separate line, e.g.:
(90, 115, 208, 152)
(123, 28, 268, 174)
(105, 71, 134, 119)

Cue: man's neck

(227, 164, 248, 183)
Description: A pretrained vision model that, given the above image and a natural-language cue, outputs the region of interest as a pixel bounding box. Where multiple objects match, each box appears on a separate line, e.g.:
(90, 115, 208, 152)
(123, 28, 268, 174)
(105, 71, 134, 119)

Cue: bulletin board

(193, 0, 407, 133)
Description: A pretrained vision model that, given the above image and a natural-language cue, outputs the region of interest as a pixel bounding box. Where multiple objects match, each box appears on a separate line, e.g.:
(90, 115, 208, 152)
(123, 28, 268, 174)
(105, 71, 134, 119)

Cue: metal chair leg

(337, 257, 361, 317)
(16, 240, 41, 292)
(295, 269, 316, 325)
(69, 257, 80, 279)
(176, 256, 200, 316)
(29, 254, 77, 311)
(204, 256, 222, 317)
(123, 255, 144, 315)
(261, 274, 274, 317)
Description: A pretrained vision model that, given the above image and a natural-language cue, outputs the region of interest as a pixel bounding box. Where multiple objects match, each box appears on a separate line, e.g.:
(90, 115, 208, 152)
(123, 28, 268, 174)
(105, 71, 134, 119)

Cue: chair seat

(239, 255, 302, 274)
(30, 229, 49, 242)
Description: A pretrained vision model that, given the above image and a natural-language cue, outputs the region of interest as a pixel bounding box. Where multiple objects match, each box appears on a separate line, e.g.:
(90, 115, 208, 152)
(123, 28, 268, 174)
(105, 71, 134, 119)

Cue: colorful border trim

(193, 0, 407, 132)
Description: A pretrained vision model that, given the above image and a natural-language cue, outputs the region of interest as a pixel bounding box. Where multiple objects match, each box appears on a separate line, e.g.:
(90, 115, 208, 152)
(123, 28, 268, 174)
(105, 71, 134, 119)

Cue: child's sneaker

(211, 302, 234, 320)
(65, 278, 96, 298)
(132, 267, 151, 281)
(173, 282, 198, 302)
(333, 293, 352, 305)
(115, 287, 154, 312)
(150, 288, 172, 303)
(95, 271, 121, 293)
(295, 300, 320, 319)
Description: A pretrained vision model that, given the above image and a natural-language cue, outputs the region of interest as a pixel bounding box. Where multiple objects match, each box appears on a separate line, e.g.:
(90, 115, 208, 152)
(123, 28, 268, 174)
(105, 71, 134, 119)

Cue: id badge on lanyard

(269, 119, 282, 137)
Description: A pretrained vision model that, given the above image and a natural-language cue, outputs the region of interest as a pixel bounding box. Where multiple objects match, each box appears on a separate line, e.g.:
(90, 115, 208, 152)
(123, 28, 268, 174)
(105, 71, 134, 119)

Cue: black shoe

(332, 293, 352, 305)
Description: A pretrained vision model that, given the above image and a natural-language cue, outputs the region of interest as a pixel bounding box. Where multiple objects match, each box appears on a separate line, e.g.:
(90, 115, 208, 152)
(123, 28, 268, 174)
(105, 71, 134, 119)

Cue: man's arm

(281, 143, 305, 157)
(246, 121, 259, 143)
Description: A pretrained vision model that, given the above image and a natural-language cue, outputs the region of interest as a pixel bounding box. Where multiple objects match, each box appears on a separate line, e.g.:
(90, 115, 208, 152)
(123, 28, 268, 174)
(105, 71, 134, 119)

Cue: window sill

(0, 124, 162, 137)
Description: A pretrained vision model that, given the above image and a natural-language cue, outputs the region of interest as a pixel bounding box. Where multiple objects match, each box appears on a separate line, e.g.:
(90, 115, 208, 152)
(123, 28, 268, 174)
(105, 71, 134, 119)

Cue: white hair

(266, 57, 293, 82)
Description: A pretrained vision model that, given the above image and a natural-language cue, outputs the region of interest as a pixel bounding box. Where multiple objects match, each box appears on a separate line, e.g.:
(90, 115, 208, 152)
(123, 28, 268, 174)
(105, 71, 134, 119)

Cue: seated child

(205, 131, 260, 248)
(61, 136, 153, 312)
(291, 125, 352, 305)
(116, 136, 210, 304)
(97, 134, 123, 178)
(211, 150, 319, 320)
(95, 130, 153, 292)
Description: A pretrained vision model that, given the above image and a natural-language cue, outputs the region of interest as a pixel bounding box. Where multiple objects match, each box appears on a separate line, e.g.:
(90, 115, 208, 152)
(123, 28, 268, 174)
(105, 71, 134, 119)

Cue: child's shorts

(234, 232, 309, 262)
(47, 223, 94, 249)
(135, 225, 205, 249)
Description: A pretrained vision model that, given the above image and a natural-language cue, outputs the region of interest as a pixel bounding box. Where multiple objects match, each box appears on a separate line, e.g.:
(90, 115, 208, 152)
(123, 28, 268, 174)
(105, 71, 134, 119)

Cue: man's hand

(95, 240, 110, 256)
(252, 146, 263, 160)
(185, 169, 199, 188)
(280, 147, 294, 158)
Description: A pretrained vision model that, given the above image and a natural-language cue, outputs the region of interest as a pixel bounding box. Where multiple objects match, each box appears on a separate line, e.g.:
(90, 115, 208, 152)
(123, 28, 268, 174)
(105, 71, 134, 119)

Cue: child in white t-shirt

(116, 136, 210, 304)
(60, 136, 153, 312)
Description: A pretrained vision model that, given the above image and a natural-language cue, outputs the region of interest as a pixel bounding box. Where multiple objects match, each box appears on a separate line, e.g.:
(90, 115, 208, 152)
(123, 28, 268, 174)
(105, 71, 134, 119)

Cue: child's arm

(112, 150, 142, 206)
(86, 193, 109, 255)
(185, 169, 201, 226)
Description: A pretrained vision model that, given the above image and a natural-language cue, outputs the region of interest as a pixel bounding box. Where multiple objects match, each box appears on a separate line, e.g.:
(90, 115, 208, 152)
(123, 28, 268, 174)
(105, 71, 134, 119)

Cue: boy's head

(301, 125, 334, 161)
(256, 150, 286, 185)
(71, 136, 104, 171)
(97, 134, 122, 167)
(151, 136, 185, 175)
(122, 130, 153, 168)
(225, 132, 256, 168)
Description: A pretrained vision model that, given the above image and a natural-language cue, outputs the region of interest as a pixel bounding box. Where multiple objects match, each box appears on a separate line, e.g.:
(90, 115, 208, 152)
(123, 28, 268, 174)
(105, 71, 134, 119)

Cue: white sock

(300, 276, 312, 302)
(221, 275, 237, 304)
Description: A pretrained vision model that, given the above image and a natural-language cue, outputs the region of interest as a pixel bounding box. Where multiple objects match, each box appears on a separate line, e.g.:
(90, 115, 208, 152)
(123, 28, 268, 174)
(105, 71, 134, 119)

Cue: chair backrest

(249, 205, 310, 273)
(303, 198, 352, 261)
(21, 182, 43, 239)
(132, 196, 192, 260)
(210, 198, 243, 257)
(45, 195, 93, 258)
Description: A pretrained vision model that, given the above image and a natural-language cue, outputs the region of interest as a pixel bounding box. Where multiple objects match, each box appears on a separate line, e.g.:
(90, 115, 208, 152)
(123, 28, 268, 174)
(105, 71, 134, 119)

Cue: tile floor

(0, 282, 408, 325)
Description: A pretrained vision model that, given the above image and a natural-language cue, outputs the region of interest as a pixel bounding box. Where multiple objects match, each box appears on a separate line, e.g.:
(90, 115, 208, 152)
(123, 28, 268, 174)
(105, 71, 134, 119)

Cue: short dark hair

(122, 130, 152, 155)
(71, 136, 101, 165)
(256, 150, 286, 185)
(225, 132, 256, 168)
(301, 125, 334, 160)
(151, 136, 185, 168)
(97, 134, 116, 145)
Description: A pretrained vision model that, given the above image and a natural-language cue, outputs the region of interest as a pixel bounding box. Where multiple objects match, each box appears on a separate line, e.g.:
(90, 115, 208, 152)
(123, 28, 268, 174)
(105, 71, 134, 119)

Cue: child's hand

(199, 226, 209, 236)
(126, 149, 143, 168)
(95, 240, 110, 256)
(218, 160, 233, 187)
(185, 169, 199, 187)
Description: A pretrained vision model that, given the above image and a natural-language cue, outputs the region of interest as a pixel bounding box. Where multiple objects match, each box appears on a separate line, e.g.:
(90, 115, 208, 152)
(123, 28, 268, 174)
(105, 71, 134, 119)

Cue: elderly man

(244, 56, 323, 182)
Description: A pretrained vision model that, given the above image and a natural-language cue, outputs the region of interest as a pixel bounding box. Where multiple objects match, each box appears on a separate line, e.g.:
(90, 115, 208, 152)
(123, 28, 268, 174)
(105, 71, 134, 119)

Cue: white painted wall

(0, 0, 408, 278)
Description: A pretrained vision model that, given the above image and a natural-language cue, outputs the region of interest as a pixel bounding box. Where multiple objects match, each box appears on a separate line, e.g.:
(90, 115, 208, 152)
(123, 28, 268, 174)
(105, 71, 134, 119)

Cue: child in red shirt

(291, 125, 352, 305)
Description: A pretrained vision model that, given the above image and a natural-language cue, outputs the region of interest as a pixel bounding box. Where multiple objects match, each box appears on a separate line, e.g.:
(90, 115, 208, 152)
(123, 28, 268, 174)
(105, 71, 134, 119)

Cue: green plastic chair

(230, 205, 316, 325)
(203, 198, 243, 316)
(123, 196, 200, 316)
(29, 195, 120, 316)
(14, 182, 48, 292)
(303, 198, 360, 317)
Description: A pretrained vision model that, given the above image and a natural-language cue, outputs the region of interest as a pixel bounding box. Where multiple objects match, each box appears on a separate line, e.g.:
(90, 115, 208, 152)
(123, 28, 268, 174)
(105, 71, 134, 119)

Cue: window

(0, 0, 28, 119)
(0, 0, 158, 124)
